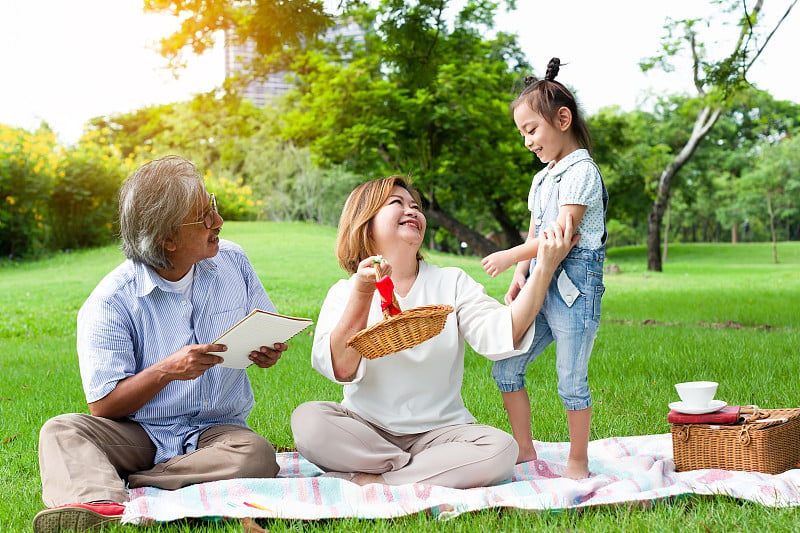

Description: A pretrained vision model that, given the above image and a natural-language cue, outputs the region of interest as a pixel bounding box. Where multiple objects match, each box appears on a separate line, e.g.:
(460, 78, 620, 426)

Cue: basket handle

(374, 260, 401, 319)
(740, 405, 760, 422)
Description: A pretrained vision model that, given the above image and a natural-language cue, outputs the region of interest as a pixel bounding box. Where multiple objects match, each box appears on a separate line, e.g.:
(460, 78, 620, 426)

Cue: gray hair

(119, 155, 205, 270)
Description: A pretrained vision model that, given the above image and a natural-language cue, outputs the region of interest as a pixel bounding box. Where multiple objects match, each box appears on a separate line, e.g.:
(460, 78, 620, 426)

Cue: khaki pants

(291, 401, 518, 489)
(38, 413, 279, 506)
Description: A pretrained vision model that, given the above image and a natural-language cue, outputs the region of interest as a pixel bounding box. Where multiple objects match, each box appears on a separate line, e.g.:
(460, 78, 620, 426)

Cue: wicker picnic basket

(346, 264, 453, 360)
(671, 407, 800, 474)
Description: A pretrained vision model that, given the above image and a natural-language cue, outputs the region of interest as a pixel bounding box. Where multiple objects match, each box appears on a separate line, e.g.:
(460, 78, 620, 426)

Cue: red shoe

(32, 502, 125, 532)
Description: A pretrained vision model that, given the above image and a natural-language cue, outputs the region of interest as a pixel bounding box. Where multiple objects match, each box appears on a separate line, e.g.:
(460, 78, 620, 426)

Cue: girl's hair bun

(523, 75, 538, 87)
(545, 57, 560, 81)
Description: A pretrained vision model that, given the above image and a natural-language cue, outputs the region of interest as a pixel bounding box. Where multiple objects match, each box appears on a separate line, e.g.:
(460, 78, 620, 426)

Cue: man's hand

(159, 343, 226, 381)
(248, 343, 287, 369)
(88, 343, 226, 418)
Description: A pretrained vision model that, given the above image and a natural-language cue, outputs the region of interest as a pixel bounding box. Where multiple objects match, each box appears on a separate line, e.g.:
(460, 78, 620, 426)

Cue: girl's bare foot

(563, 458, 589, 479)
(351, 473, 385, 485)
(516, 445, 538, 464)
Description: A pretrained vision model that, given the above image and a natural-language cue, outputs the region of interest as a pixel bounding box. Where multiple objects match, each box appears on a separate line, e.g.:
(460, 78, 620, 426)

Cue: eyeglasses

(180, 193, 218, 230)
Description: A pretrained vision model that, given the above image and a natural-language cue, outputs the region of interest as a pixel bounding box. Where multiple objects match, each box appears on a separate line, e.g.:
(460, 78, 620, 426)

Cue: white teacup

(674, 381, 718, 409)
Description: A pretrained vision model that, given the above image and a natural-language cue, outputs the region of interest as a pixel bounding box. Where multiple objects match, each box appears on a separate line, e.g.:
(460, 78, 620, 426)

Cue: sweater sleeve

(310, 278, 367, 384)
(451, 268, 536, 361)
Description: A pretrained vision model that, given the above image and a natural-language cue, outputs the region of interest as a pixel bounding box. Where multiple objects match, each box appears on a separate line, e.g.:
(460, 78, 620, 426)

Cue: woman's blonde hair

(336, 175, 424, 274)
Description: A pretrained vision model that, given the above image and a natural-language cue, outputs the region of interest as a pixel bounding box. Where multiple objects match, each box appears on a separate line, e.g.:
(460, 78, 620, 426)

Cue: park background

(2, 0, 800, 531)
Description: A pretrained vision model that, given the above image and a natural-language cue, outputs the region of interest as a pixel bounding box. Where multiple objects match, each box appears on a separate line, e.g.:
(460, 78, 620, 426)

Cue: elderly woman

(291, 176, 576, 489)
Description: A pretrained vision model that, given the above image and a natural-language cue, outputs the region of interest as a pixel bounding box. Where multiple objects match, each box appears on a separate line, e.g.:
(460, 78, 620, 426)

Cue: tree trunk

(423, 201, 500, 257)
(647, 106, 721, 271)
(646, 205, 664, 271)
(767, 195, 778, 264)
(490, 201, 525, 249)
(662, 200, 671, 265)
(731, 222, 738, 243)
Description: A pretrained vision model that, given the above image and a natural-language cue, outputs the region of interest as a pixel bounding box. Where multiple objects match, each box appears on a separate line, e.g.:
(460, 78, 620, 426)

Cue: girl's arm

(510, 215, 577, 343)
(558, 204, 586, 236)
(482, 213, 538, 278)
(482, 238, 539, 278)
(502, 214, 536, 303)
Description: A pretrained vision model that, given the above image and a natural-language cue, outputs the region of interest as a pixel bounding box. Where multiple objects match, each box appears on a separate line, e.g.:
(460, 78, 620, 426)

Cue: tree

(279, 0, 532, 256)
(143, 0, 333, 72)
(90, 91, 361, 224)
(640, 0, 797, 270)
(590, 106, 675, 245)
(144, 0, 537, 256)
(738, 135, 800, 262)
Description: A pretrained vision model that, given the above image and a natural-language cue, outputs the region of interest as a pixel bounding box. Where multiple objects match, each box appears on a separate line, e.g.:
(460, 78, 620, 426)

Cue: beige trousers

(291, 401, 518, 489)
(38, 413, 279, 506)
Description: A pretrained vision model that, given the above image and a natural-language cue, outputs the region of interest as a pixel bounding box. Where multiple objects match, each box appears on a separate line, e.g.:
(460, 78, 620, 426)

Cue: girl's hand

(481, 250, 514, 278)
(504, 271, 527, 305)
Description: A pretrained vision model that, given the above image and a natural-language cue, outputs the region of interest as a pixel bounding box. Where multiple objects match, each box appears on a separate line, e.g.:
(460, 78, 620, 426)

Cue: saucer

(669, 399, 727, 415)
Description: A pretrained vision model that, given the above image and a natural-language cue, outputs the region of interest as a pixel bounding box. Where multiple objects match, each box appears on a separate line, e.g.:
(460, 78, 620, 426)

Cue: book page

(209, 309, 313, 369)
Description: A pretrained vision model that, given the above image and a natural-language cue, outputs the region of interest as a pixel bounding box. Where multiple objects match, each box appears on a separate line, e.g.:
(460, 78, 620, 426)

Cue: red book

(668, 405, 742, 424)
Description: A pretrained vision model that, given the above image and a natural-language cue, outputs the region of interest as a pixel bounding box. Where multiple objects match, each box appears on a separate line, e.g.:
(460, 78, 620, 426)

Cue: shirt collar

(133, 256, 219, 297)
(547, 148, 591, 178)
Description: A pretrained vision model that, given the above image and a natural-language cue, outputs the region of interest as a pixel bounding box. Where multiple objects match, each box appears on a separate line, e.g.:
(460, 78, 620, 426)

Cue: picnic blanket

(122, 433, 800, 524)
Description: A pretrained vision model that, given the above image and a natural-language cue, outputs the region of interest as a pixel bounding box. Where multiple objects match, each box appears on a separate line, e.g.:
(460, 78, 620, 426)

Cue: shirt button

(202, 401, 209, 407)
(181, 300, 187, 306)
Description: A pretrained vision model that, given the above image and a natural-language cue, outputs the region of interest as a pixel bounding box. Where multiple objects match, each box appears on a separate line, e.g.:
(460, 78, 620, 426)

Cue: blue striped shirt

(77, 239, 275, 464)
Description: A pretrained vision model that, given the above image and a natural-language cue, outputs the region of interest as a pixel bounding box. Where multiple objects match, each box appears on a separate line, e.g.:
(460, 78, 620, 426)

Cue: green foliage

(738, 135, 800, 241)
(90, 93, 361, 225)
(589, 89, 800, 248)
(144, 0, 333, 72)
(48, 129, 134, 250)
(6, 1, 800, 267)
(0, 124, 57, 258)
(278, 0, 534, 251)
(204, 172, 262, 221)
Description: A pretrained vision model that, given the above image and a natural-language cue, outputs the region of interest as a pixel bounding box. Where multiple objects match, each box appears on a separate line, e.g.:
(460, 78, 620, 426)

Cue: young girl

(481, 58, 607, 479)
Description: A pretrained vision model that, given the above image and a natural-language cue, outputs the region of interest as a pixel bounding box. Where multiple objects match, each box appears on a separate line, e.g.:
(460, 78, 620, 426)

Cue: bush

(0, 125, 58, 258)
(204, 171, 262, 221)
(49, 130, 134, 250)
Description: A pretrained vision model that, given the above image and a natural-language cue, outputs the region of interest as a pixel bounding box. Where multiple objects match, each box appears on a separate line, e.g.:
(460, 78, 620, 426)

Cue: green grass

(2, 222, 799, 531)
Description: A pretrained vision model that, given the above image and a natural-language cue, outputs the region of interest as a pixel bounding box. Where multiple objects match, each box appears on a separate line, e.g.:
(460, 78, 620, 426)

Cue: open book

(209, 309, 313, 369)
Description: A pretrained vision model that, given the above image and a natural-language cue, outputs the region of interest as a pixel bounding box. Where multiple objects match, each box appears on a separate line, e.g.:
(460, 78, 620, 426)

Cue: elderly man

(34, 156, 286, 532)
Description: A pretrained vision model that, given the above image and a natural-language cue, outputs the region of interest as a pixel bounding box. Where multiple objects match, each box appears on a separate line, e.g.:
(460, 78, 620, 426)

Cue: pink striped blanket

(122, 434, 800, 524)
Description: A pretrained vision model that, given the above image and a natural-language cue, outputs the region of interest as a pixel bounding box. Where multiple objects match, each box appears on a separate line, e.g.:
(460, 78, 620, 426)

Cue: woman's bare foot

(351, 473, 385, 486)
(563, 458, 590, 479)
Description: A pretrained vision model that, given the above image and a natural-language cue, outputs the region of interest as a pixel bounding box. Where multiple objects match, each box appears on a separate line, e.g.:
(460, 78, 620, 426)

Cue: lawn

(1, 222, 799, 531)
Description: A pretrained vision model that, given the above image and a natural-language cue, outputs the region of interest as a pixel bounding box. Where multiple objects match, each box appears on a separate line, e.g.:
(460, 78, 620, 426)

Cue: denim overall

(492, 156, 608, 411)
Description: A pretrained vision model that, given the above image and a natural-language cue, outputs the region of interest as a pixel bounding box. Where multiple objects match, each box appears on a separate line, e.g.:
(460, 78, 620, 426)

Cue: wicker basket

(671, 407, 800, 474)
(346, 263, 453, 359)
